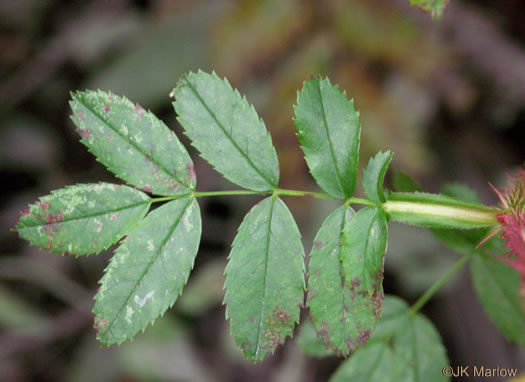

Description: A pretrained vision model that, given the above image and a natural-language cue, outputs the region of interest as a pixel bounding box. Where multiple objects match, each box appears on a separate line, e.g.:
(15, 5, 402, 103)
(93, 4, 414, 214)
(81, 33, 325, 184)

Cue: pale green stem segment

(408, 251, 473, 316)
(151, 189, 377, 205)
(383, 200, 499, 226)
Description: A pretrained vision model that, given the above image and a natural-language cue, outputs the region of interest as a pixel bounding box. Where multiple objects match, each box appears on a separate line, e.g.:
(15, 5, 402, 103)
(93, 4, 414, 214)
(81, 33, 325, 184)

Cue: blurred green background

(0, 0, 524, 381)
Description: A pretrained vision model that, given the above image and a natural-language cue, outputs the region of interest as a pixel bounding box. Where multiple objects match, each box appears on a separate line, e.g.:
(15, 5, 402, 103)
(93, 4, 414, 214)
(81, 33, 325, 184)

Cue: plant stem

(408, 251, 473, 316)
(151, 194, 191, 203)
(194, 190, 264, 198)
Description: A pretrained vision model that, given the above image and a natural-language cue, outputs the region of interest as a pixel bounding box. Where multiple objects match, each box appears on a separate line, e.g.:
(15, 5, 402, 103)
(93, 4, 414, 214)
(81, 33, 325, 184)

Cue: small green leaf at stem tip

(69, 90, 195, 196)
(224, 197, 305, 362)
(173, 71, 279, 191)
(16, 183, 150, 256)
(341, 207, 388, 297)
(93, 197, 201, 345)
(308, 205, 383, 356)
(294, 76, 361, 199)
(362, 151, 393, 204)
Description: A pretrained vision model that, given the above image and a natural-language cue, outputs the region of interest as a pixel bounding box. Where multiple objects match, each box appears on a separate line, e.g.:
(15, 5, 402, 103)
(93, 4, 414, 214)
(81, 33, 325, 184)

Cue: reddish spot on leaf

(77, 112, 85, 120)
(187, 162, 196, 179)
(104, 105, 110, 113)
(134, 103, 145, 118)
(313, 241, 323, 249)
(350, 278, 361, 288)
(359, 329, 371, 345)
(22, 208, 30, 216)
(143, 185, 152, 193)
(39, 201, 50, 210)
(46, 210, 64, 224)
(108, 96, 113, 101)
(111, 214, 117, 221)
(107, 135, 114, 141)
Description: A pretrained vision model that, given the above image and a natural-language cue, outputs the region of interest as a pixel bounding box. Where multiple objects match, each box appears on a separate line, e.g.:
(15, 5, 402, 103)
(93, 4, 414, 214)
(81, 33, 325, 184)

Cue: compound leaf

(362, 151, 393, 204)
(16, 183, 150, 256)
(471, 253, 525, 344)
(341, 207, 388, 297)
(308, 205, 383, 356)
(70, 90, 195, 196)
(93, 197, 201, 345)
(224, 197, 305, 361)
(173, 71, 279, 191)
(294, 77, 361, 199)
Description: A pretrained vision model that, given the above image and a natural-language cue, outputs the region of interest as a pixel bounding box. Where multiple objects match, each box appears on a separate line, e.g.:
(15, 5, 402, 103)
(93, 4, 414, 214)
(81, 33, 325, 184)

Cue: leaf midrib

(254, 197, 276, 359)
(100, 198, 193, 341)
(338, 206, 349, 353)
(74, 94, 192, 192)
(18, 200, 152, 229)
(182, 76, 276, 190)
(315, 80, 346, 198)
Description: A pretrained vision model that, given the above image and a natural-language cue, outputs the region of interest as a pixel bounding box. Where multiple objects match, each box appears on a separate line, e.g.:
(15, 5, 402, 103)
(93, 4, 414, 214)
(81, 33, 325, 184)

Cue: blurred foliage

(0, 0, 524, 380)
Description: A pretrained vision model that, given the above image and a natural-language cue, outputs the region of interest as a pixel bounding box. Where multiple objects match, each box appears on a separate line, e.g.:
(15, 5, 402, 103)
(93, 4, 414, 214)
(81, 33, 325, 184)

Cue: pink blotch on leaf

(22, 208, 30, 216)
(134, 103, 145, 118)
(39, 201, 50, 210)
(143, 185, 152, 193)
(104, 105, 110, 113)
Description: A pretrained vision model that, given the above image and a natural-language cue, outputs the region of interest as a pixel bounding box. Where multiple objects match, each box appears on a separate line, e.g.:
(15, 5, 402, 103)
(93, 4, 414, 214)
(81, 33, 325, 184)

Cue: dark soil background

(0, 0, 524, 381)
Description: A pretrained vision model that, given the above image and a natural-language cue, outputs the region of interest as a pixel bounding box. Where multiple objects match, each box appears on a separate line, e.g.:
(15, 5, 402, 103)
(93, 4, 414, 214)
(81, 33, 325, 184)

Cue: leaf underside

(294, 77, 361, 199)
(70, 90, 195, 196)
(362, 151, 392, 204)
(308, 205, 383, 356)
(93, 197, 201, 345)
(16, 183, 150, 256)
(341, 207, 388, 297)
(174, 71, 279, 191)
(224, 197, 305, 361)
(331, 296, 449, 382)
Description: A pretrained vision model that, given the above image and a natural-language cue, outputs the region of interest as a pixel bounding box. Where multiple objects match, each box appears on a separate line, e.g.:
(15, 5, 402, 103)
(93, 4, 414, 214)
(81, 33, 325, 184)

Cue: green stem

(194, 190, 264, 198)
(408, 251, 473, 316)
(151, 194, 191, 203)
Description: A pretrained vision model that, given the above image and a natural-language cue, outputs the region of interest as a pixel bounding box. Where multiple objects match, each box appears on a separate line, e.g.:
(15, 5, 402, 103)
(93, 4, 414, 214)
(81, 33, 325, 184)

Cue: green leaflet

(70, 90, 195, 196)
(308, 205, 382, 356)
(293, 77, 361, 199)
(470, 253, 525, 344)
(362, 151, 393, 204)
(332, 296, 450, 382)
(296, 319, 334, 358)
(392, 170, 422, 193)
(173, 71, 279, 191)
(16, 183, 150, 256)
(93, 197, 201, 345)
(341, 207, 388, 297)
(224, 197, 305, 361)
(384, 191, 498, 229)
(329, 343, 405, 382)
(410, 0, 449, 20)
